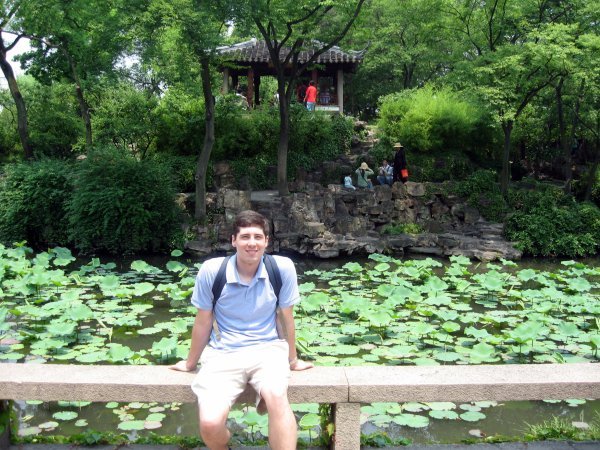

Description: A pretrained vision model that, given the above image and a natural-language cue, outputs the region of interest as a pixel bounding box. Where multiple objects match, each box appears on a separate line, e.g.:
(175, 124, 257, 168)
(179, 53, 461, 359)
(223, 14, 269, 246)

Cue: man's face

(231, 226, 268, 266)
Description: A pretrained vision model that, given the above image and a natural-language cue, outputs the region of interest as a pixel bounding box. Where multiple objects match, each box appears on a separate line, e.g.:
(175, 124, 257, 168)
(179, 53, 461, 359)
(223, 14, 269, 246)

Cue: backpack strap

(212, 255, 231, 309)
(211, 254, 281, 308)
(263, 254, 282, 306)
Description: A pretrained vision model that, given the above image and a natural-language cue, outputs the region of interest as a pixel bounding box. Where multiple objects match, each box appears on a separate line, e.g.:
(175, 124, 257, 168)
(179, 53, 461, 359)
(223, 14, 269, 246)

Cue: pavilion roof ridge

(217, 38, 364, 64)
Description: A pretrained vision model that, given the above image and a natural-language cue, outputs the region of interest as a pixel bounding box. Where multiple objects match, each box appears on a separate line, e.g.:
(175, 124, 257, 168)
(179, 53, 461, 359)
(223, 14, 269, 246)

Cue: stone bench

(1, 363, 599, 449)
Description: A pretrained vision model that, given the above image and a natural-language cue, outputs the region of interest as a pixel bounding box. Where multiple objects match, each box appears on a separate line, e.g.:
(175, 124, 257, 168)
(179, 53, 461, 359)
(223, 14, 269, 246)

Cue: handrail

(1, 363, 599, 449)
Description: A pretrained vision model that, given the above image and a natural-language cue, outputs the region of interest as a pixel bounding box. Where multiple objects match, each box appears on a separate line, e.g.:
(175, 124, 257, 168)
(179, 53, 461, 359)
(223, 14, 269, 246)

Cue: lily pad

(52, 411, 78, 421)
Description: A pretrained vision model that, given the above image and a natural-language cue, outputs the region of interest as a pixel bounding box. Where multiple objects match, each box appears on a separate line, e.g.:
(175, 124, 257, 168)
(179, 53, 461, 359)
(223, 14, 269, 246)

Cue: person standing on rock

(393, 143, 408, 184)
(170, 210, 313, 450)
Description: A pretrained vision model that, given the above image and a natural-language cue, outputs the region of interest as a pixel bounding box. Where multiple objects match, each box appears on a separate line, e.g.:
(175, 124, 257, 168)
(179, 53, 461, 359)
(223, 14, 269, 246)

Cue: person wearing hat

(355, 162, 374, 188)
(393, 143, 408, 184)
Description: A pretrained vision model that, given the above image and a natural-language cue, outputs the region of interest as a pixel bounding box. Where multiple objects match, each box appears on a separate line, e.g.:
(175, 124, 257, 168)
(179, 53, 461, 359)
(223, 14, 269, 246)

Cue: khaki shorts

(191, 340, 290, 409)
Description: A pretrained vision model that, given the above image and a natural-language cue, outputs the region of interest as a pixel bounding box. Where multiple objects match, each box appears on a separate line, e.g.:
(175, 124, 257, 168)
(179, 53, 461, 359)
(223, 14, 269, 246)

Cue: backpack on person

(211, 254, 282, 308)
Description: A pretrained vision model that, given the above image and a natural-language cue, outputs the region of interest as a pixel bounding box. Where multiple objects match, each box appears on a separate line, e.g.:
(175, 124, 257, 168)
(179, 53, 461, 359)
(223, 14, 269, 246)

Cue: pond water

(2, 247, 599, 444)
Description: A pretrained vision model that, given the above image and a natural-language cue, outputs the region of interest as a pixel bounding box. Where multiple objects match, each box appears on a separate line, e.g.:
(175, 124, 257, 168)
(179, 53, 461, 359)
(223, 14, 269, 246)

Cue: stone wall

(185, 182, 522, 261)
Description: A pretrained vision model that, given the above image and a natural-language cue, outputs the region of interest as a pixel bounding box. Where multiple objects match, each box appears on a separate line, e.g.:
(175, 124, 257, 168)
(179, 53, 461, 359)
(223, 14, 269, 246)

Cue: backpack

(211, 254, 282, 308)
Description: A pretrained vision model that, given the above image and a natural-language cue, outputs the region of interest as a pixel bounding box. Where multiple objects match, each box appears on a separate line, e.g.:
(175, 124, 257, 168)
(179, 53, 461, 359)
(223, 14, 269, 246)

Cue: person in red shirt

(304, 81, 317, 111)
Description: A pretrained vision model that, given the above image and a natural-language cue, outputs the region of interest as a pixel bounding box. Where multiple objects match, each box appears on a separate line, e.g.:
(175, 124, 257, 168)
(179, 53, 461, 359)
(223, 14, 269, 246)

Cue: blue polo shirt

(191, 254, 300, 350)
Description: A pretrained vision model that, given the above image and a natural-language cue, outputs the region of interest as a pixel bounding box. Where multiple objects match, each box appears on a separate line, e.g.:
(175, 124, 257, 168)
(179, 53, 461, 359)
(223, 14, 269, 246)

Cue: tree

(137, 0, 231, 220)
(447, 0, 577, 195)
(345, 0, 454, 118)
(17, 0, 132, 151)
(234, 0, 366, 196)
(0, 1, 32, 158)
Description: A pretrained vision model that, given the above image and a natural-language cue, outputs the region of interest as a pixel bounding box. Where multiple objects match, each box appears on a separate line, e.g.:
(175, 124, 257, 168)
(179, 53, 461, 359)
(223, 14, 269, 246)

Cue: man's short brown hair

(232, 210, 270, 237)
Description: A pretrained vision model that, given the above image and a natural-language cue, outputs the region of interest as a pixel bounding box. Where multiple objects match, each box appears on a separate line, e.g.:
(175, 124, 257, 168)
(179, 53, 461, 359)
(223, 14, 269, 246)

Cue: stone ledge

(1, 363, 598, 404)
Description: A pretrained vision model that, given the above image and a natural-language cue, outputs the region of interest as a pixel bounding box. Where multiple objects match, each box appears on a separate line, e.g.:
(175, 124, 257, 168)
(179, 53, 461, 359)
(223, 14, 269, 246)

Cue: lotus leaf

(469, 342, 497, 362)
(46, 321, 76, 336)
(18, 426, 41, 436)
(146, 412, 166, 422)
(433, 351, 462, 362)
(370, 414, 393, 427)
(132, 282, 155, 296)
(144, 420, 162, 429)
(75, 350, 107, 363)
(38, 421, 59, 429)
(118, 420, 146, 430)
(299, 412, 320, 429)
(52, 411, 78, 421)
(459, 403, 481, 412)
(131, 260, 162, 274)
(302, 292, 329, 312)
(342, 262, 362, 273)
(429, 410, 459, 420)
(107, 343, 134, 362)
(567, 277, 592, 292)
(392, 413, 429, 428)
(402, 402, 427, 412)
(460, 411, 486, 422)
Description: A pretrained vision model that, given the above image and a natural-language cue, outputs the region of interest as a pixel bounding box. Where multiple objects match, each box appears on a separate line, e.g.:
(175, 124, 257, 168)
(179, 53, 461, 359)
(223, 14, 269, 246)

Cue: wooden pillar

(332, 402, 361, 450)
(311, 69, 318, 85)
(254, 74, 261, 106)
(247, 67, 254, 108)
(337, 69, 344, 114)
(222, 68, 230, 94)
(232, 73, 239, 91)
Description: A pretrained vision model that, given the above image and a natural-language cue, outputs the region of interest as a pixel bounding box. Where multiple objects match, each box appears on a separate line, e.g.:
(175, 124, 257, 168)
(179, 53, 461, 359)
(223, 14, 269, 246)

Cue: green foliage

(381, 222, 423, 235)
(93, 82, 161, 159)
(19, 78, 82, 158)
(407, 150, 474, 182)
(153, 154, 198, 192)
(0, 159, 73, 246)
(524, 416, 589, 441)
(378, 86, 484, 154)
(67, 147, 181, 254)
(212, 102, 353, 189)
(505, 186, 600, 257)
(453, 170, 508, 222)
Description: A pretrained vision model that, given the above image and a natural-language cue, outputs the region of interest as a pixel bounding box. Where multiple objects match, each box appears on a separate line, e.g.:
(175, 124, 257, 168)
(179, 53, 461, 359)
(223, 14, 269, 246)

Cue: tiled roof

(217, 38, 364, 64)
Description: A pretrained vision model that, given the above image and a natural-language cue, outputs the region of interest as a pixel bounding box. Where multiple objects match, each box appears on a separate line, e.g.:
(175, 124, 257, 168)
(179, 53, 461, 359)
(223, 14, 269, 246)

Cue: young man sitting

(170, 210, 313, 450)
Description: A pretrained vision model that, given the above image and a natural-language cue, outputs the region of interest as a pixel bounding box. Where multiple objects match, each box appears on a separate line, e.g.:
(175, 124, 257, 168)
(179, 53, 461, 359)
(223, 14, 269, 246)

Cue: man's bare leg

(199, 402, 231, 450)
(261, 387, 297, 450)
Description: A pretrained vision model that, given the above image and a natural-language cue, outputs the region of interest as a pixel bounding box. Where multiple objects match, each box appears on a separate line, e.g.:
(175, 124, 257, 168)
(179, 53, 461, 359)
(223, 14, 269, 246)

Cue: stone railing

(1, 363, 599, 449)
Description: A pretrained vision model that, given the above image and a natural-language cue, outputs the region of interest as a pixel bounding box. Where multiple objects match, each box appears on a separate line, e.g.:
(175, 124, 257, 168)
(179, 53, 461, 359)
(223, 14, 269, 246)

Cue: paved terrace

(1, 363, 599, 449)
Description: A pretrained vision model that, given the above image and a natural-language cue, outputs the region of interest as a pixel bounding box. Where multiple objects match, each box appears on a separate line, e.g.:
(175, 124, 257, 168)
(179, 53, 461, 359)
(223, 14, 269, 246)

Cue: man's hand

(169, 360, 196, 372)
(290, 359, 314, 371)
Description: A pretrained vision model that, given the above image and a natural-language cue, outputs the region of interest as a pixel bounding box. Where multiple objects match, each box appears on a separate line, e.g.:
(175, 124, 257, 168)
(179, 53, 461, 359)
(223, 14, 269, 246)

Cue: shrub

(0, 159, 73, 246)
(67, 148, 181, 254)
(452, 169, 508, 221)
(381, 222, 423, 235)
(378, 85, 484, 154)
(505, 186, 600, 257)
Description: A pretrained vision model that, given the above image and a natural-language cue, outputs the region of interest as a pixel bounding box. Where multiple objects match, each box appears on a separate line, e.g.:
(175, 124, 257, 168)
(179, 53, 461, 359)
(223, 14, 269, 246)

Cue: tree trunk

(0, 36, 32, 159)
(555, 78, 573, 193)
(67, 54, 93, 150)
(500, 120, 513, 196)
(277, 83, 290, 196)
(195, 55, 215, 221)
(584, 119, 600, 202)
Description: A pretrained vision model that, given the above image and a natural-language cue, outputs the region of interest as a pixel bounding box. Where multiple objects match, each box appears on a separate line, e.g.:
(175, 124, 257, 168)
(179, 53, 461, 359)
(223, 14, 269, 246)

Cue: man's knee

(199, 404, 229, 433)
(260, 384, 290, 408)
